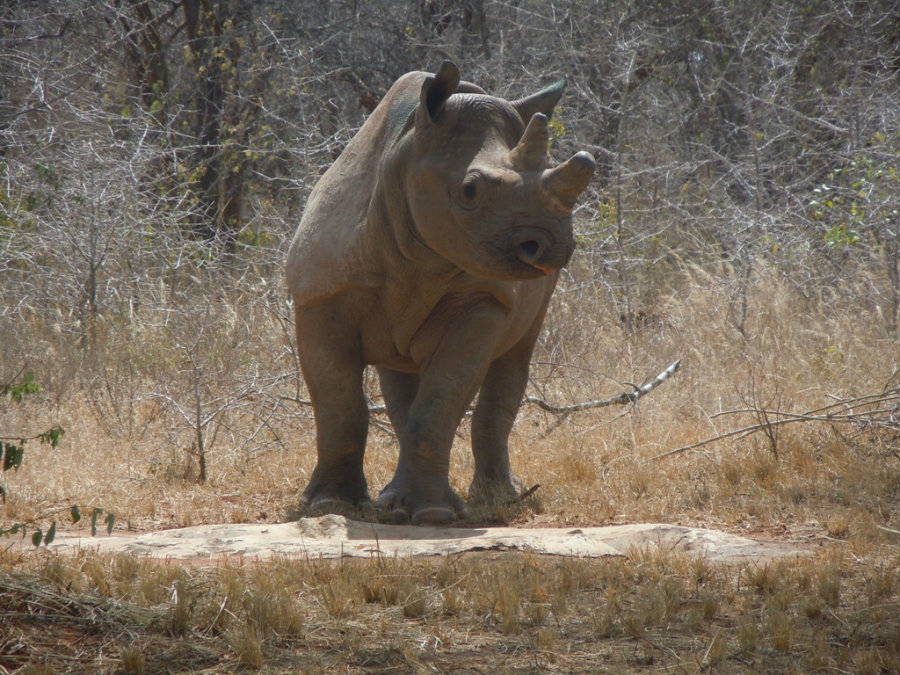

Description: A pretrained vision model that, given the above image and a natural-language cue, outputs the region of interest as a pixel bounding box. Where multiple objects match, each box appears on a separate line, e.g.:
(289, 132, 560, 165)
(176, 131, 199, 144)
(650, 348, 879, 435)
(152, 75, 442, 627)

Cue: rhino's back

(286, 73, 427, 305)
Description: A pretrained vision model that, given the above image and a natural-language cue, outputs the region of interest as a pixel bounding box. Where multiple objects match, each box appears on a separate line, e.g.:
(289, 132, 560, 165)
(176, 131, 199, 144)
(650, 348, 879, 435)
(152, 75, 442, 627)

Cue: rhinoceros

(286, 62, 594, 525)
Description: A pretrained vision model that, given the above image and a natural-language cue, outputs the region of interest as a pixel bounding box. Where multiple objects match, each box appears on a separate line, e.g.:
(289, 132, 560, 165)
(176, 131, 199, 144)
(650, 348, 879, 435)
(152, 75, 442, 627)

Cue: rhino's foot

(300, 465, 370, 514)
(376, 481, 466, 526)
(467, 472, 526, 504)
(302, 495, 374, 518)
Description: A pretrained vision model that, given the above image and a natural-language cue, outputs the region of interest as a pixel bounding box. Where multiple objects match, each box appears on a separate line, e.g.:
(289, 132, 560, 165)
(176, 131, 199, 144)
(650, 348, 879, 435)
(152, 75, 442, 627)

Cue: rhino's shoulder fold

(286, 74, 424, 305)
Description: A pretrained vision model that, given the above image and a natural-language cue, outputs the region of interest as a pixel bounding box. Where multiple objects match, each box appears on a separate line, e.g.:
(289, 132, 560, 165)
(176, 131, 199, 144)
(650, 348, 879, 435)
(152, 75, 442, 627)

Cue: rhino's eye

(458, 173, 483, 209)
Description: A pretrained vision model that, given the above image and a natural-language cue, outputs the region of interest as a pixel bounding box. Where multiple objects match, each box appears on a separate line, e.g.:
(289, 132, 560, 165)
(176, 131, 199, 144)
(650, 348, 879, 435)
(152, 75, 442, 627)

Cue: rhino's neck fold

(369, 172, 456, 279)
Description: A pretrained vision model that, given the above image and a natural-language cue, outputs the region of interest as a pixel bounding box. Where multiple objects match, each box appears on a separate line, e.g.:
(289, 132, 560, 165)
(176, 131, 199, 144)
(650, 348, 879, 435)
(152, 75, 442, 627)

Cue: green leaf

(45, 521, 56, 545)
(71, 504, 82, 524)
(8, 371, 39, 403)
(32, 528, 43, 547)
(91, 508, 104, 536)
(40, 426, 64, 448)
(3, 443, 24, 472)
(105, 512, 116, 535)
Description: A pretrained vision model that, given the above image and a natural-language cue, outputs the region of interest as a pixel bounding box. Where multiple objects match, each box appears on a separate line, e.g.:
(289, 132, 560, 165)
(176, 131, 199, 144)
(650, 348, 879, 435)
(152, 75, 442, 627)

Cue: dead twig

(514, 483, 541, 503)
(651, 388, 899, 461)
(524, 359, 681, 415)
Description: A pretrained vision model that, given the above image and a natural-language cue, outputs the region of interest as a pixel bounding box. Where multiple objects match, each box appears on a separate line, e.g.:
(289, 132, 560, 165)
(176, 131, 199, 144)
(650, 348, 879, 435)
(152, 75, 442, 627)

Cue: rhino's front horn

(542, 151, 596, 209)
(506, 113, 550, 172)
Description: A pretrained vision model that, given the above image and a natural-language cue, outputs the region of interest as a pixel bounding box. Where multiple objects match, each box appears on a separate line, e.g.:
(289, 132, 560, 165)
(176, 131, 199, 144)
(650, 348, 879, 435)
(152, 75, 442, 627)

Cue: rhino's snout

(512, 228, 572, 275)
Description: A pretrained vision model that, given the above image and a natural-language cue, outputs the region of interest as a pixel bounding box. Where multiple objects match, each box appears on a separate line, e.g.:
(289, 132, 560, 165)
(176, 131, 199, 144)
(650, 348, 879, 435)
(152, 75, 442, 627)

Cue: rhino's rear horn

(542, 151, 596, 209)
(512, 77, 567, 123)
(421, 60, 460, 121)
(506, 113, 550, 172)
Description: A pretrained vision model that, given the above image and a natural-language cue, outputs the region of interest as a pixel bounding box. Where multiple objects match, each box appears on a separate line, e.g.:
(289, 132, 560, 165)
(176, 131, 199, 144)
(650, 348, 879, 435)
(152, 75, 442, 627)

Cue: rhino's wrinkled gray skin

(286, 62, 594, 525)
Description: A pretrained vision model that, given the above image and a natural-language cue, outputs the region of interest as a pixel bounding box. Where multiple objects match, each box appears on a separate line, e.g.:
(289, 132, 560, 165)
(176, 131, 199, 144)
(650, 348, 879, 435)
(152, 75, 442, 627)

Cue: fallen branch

(281, 359, 683, 431)
(651, 388, 899, 461)
(521, 359, 681, 438)
(524, 359, 681, 414)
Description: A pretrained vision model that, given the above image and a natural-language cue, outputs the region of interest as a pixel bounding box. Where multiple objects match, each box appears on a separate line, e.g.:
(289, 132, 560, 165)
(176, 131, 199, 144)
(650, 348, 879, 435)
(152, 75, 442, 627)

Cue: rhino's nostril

(512, 230, 555, 271)
(517, 239, 541, 262)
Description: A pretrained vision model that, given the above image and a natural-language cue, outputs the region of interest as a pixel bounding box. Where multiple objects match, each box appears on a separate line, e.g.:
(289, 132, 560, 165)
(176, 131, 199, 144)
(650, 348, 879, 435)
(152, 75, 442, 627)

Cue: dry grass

(1, 546, 897, 674)
(1, 260, 898, 673)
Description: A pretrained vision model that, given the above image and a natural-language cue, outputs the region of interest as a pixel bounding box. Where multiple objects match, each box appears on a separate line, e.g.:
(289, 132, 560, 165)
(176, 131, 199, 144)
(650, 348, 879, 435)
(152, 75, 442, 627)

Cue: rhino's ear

(512, 77, 567, 123)
(420, 60, 460, 122)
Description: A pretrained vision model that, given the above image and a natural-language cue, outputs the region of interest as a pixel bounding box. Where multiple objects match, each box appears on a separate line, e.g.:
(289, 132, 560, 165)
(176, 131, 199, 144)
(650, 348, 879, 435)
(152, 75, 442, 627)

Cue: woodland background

(2, 0, 897, 476)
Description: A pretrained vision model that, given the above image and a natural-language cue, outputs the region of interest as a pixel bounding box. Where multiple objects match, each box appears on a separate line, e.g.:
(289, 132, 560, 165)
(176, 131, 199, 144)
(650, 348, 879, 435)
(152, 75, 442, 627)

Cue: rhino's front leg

(295, 304, 370, 509)
(377, 302, 505, 525)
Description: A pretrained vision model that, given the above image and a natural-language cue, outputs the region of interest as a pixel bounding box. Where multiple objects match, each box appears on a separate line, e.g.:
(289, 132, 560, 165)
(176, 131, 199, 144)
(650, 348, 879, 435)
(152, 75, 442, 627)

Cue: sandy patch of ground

(41, 514, 808, 562)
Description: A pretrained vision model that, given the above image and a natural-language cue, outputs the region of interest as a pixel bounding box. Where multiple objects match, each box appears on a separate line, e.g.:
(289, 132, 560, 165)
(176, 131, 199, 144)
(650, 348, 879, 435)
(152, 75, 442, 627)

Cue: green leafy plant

(1, 370, 64, 500)
(1, 370, 114, 546)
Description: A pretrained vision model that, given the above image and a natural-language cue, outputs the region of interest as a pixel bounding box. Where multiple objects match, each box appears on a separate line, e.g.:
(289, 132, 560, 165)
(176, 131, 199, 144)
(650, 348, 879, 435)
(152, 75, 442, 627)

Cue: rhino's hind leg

(469, 337, 535, 503)
(295, 304, 371, 511)
(377, 368, 418, 433)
